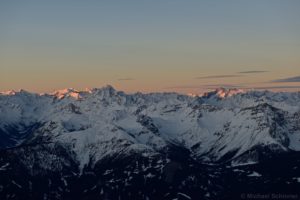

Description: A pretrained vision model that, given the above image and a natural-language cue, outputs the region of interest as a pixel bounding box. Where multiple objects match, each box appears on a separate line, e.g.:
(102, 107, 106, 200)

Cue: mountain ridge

(0, 85, 300, 199)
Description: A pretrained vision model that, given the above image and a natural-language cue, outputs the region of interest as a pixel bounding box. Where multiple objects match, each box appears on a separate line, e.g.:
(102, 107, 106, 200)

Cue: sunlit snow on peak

(215, 88, 245, 98)
(0, 90, 16, 95)
(51, 88, 82, 100)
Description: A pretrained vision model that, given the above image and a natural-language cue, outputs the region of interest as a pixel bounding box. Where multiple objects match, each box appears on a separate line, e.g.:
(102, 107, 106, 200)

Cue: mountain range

(0, 86, 300, 200)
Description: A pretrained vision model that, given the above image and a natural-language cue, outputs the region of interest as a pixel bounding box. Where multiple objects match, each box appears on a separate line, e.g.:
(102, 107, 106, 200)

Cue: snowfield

(0, 86, 300, 169)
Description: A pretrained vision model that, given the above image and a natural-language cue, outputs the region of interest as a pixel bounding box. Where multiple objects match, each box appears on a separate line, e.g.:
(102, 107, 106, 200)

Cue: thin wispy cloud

(238, 71, 268, 74)
(164, 85, 202, 89)
(255, 85, 300, 89)
(195, 75, 242, 79)
(165, 84, 243, 89)
(248, 86, 300, 90)
(271, 76, 300, 83)
(164, 84, 300, 92)
(203, 84, 244, 89)
(117, 78, 135, 81)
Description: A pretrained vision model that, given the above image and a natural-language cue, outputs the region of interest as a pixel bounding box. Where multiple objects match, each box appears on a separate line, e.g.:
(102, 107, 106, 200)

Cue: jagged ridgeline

(0, 86, 300, 200)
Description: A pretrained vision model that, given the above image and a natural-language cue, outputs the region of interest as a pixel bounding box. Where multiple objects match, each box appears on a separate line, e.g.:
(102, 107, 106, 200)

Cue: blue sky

(1, 0, 300, 93)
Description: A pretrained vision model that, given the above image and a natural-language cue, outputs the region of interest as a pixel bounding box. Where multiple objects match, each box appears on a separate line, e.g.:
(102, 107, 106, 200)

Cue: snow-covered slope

(1, 86, 300, 200)
(0, 86, 300, 169)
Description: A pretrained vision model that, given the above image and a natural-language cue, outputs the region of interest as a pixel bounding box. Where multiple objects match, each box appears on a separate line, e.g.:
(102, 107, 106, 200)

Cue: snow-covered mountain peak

(0, 90, 16, 95)
(215, 88, 245, 98)
(202, 88, 245, 99)
(90, 85, 116, 93)
(87, 85, 119, 99)
(51, 88, 82, 99)
(0, 89, 34, 96)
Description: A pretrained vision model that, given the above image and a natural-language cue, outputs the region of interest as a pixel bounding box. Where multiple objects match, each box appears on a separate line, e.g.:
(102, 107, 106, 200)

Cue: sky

(0, 0, 300, 94)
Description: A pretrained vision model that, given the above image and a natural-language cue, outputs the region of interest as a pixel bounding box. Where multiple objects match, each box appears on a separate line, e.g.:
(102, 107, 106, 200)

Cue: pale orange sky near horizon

(1, 0, 300, 94)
